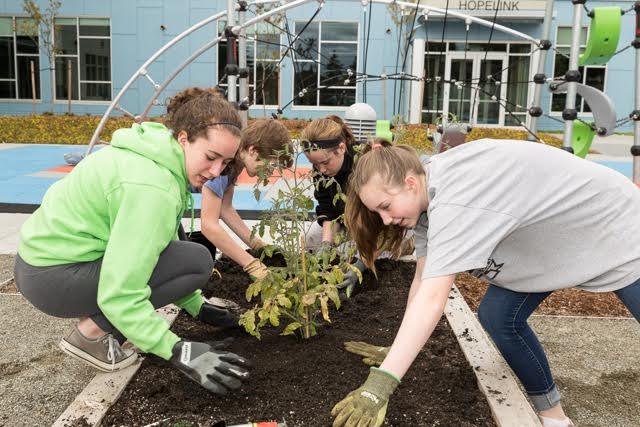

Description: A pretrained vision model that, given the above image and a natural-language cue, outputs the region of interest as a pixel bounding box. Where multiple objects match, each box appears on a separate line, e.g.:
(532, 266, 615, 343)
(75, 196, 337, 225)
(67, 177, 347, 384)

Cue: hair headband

(209, 121, 242, 130)
(303, 137, 342, 150)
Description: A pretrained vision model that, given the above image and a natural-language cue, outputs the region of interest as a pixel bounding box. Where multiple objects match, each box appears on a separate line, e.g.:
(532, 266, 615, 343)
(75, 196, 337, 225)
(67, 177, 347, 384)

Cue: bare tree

(20, 0, 62, 105)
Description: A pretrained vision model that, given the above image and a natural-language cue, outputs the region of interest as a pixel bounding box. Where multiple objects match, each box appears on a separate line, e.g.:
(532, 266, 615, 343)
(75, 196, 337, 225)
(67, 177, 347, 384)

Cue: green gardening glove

(331, 367, 400, 427)
(344, 341, 389, 366)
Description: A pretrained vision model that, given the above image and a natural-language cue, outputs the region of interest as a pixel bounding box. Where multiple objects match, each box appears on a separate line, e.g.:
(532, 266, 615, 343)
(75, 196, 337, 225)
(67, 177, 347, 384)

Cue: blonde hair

(300, 115, 356, 152)
(345, 144, 425, 271)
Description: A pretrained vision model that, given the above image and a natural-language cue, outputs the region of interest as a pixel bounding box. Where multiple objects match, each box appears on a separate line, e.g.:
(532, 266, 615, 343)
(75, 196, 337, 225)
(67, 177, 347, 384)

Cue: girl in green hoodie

(15, 87, 251, 396)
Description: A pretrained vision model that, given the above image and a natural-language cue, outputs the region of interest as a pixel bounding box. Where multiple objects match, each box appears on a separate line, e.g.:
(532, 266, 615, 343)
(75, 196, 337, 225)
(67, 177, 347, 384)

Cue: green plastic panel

(572, 121, 596, 159)
(579, 7, 622, 66)
(376, 120, 393, 142)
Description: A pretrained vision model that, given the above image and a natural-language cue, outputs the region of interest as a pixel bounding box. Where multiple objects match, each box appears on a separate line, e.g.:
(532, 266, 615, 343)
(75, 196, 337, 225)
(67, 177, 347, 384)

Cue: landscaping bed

(103, 259, 496, 426)
(455, 273, 633, 318)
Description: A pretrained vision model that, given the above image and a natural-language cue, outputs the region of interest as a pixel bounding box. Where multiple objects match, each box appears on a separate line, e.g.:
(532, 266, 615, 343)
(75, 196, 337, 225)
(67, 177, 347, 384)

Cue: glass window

(551, 27, 605, 114)
(55, 20, 78, 55)
(217, 22, 281, 106)
(53, 17, 111, 101)
(17, 55, 40, 99)
(505, 55, 530, 126)
(79, 18, 110, 37)
(55, 56, 78, 100)
(321, 22, 358, 41)
(0, 17, 12, 35)
(0, 37, 15, 79)
(293, 21, 358, 107)
(509, 44, 531, 54)
(556, 27, 588, 46)
(0, 17, 40, 100)
(421, 54, 445, 124)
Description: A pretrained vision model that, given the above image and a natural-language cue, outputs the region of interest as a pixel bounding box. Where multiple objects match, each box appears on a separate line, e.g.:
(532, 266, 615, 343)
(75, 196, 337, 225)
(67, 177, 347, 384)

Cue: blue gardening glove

(197, 302, 240, 329)
(331, 367, 401, 427)
(336, 258, 367, 297)
(170, 340, 250, 395)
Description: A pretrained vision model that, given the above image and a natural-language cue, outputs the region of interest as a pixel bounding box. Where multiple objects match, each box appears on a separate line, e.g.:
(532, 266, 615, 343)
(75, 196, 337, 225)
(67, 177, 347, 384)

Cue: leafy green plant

(239, 148, 360, 339)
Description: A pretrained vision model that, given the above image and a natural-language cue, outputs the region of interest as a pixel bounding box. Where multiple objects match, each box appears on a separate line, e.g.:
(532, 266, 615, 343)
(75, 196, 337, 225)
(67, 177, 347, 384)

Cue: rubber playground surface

(0, 143, 632, 215)
(0, 144, 313, 217)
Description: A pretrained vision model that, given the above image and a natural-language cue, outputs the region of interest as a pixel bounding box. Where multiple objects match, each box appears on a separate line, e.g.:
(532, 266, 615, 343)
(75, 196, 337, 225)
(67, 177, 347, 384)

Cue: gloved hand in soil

(343, 341, 389, 366)
(170, 339, 250, 395)
(336, 258, 367, 297)
(196, 302, 240, 329)
(331, 367, 400, 427)
(251, 244, 286, 266)
(243, 258, 270, 281)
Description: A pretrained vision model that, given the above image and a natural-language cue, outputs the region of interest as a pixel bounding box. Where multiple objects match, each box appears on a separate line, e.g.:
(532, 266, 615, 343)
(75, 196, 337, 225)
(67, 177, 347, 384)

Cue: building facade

(0, 0, 635, 132)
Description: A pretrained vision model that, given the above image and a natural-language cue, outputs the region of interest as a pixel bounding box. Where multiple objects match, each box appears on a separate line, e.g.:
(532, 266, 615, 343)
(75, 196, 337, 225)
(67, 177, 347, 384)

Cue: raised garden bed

(103, 259, 497, 426)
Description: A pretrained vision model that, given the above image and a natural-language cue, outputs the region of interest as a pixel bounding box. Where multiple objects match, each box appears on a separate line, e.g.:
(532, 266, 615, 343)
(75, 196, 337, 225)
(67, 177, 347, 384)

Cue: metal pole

(67, 59, 72, 114)
(238, 1, 249, 126)
(30, 60, 36, 114)
(632, 2, 640, 184)
(562, 1, 584, 152)
(527, 0, 555, 141)
(227, 0, 237, 104)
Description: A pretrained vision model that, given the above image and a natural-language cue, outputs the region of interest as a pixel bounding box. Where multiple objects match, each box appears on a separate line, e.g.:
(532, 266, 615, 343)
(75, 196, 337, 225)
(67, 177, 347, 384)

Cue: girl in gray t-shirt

(331, 140, 640, 427)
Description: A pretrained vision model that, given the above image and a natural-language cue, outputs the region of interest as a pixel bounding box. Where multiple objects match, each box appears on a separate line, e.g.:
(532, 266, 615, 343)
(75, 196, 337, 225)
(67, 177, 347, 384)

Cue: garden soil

(103, 259, 497, 426)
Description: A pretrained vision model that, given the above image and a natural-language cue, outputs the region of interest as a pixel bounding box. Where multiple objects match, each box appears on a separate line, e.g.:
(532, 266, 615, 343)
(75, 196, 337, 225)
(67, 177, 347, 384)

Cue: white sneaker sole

(59, 339, 139, 372)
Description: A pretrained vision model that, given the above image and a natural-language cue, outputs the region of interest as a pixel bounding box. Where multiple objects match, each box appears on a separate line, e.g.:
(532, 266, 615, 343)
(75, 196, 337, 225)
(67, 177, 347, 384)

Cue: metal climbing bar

(632, 2, 640, 184)
(528, 0, 555, 141)
(562, 1, 584, 152)
(579, 7, 622, 66)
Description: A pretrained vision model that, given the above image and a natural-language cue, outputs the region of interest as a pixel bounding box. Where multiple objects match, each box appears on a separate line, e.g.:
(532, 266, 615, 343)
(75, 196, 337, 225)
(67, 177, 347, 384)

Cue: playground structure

(81, 0, 640, 183)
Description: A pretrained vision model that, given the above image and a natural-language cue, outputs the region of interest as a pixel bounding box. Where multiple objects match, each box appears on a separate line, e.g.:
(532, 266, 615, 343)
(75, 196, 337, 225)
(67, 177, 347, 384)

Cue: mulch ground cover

(103, 259, 496, 426)
(455, 273, 633, 318)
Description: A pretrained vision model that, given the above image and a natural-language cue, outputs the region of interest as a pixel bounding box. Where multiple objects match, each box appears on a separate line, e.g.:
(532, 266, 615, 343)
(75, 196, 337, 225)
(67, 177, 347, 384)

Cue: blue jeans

(477, 277, 640, 411)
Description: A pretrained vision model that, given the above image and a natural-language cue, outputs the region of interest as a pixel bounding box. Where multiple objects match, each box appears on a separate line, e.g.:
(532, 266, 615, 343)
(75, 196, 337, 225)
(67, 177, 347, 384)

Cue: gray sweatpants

(14, 240, 213, 341)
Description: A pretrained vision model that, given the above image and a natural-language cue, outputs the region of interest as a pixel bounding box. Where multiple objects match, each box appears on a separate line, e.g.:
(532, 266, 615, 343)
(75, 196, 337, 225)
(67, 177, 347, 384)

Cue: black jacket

(313, 147, 356, 226)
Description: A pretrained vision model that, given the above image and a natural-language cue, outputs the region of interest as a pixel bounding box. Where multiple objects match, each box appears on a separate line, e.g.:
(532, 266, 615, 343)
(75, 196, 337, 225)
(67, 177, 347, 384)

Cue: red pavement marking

(47, 165, 75, 173)
(236, 167, 311, 184)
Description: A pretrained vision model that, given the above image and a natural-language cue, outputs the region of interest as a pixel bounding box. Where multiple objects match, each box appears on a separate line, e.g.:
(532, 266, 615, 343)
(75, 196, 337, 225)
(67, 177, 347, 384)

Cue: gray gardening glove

(336, 258, 367, 297)
(170, 340, 250, 395)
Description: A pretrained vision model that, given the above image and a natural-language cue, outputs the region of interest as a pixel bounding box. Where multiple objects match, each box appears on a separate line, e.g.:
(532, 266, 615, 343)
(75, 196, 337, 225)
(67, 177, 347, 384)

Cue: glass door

(474, 57, 507, 125)
(445, 52, 508, 126)
(446, 58, 473, 122)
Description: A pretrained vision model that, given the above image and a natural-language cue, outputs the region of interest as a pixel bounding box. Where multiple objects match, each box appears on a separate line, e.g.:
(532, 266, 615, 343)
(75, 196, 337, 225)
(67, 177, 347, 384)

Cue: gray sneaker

(59, 326, 138, 372)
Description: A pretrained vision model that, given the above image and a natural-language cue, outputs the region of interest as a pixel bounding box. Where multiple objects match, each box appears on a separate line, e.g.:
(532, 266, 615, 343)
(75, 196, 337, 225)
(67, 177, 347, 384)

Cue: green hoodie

(19, 122, 205, 360)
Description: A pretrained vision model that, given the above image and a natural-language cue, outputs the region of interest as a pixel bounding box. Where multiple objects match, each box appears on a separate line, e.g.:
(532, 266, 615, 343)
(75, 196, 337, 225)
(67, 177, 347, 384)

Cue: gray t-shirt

(413, 138, 640, 293)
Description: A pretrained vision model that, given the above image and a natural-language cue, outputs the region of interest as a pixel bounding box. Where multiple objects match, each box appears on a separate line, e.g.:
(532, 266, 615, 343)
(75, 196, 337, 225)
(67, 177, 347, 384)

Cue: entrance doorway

(444, 52, 509, 126)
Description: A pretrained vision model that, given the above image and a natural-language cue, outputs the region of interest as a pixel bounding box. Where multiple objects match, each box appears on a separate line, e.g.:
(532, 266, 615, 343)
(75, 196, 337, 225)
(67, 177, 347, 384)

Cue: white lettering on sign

(458, 0, 520, 10)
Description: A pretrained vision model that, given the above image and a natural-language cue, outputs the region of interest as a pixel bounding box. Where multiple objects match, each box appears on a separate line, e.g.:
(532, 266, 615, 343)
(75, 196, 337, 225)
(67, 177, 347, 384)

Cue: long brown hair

(165, 87, 242, 142)
(345, 144, 425, 271)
